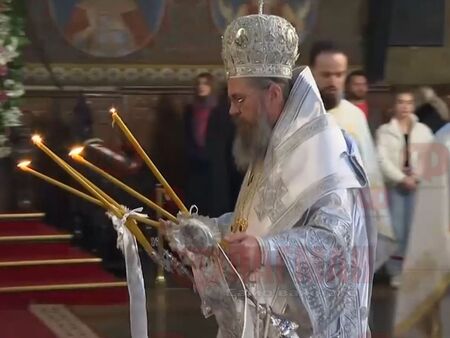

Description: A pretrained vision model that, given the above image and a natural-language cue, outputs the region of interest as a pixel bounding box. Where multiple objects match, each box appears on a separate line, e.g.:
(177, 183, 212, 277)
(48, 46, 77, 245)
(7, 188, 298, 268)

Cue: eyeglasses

(229, 83, 272, 108)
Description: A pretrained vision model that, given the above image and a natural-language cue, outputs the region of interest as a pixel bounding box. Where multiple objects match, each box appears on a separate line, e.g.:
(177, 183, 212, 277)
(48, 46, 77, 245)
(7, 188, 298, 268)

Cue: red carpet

(0, 242, 92, 260)
(1, 263, 123, 286)
(0, 217, 128, 309)
(0, 309, 57, 338)
(0, 221, 66, 236)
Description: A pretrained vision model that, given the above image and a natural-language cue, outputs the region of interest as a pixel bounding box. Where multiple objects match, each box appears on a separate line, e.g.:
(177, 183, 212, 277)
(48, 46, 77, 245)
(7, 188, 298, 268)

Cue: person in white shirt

(376, 89, 434, 287)
(310, 41, 395, 271)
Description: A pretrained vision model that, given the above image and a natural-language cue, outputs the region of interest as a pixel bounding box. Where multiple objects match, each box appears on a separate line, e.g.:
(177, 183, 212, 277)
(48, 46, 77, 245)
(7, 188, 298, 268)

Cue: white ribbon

(107, 207, 148, 338)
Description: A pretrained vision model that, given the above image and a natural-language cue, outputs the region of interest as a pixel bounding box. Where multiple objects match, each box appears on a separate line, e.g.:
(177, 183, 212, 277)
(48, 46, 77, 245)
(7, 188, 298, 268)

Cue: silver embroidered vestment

(215, 68, 375, 337)
(166, 68, 376, 338)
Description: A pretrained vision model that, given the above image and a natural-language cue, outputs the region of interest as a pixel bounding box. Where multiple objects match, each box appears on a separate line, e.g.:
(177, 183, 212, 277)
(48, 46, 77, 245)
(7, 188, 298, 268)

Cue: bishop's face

(227, 78, 273, 172)
(228, 78, 266, 126)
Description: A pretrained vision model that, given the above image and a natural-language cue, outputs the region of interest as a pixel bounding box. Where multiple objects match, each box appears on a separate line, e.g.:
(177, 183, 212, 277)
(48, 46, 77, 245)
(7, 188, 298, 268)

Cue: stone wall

(385, 0, 450, 85)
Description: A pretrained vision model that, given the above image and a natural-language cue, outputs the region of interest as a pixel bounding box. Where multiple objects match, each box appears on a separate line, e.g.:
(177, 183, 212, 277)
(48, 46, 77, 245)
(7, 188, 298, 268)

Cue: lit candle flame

(17, 160, 32, 169)
(109, 107, 117, 114)
(31, 134, 42, 145)
(69, 146, 84, 159)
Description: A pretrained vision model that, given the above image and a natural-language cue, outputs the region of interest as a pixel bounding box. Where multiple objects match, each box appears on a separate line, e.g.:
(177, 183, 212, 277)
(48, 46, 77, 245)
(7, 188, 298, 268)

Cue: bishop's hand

(224, 232, 262, 279)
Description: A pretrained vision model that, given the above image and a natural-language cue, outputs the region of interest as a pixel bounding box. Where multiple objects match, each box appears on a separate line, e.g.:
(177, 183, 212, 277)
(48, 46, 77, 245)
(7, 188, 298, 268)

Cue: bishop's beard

(232, 112, 272, 173)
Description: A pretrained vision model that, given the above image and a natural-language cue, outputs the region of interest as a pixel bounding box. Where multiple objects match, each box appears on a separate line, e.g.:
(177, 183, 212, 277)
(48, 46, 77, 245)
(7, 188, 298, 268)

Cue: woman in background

(183, 73, 242, 217)
(183, 73, 217, 215)
(376, 89, 434, 287)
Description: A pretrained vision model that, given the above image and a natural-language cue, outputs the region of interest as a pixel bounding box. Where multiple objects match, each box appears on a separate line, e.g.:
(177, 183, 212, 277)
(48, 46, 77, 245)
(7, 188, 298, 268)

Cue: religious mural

(48, 0, 167, 57)
(209, 0, 318, 41)
(24, 0, 367, 86)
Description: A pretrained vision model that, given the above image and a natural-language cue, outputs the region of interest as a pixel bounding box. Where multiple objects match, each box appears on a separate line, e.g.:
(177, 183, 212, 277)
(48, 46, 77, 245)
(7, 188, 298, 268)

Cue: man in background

(346, 70, 369, 118)
(310, 41, 396, 271)
(346, 69, 385, 134)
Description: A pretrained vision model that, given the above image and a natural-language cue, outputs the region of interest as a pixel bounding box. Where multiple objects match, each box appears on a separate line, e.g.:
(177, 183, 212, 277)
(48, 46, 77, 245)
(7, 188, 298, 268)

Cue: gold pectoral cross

(230, 162, 263, 234)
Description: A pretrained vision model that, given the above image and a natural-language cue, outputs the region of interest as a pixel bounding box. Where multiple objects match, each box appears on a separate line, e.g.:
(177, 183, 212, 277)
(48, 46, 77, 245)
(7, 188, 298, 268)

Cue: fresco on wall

(24, 0, 365, 86)
(48, 0, 167, 57)
(209, 0, 318, 41)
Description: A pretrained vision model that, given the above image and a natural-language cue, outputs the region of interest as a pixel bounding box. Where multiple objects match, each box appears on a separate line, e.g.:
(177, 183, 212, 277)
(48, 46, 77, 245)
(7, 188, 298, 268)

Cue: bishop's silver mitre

(221, 1, 300, 79)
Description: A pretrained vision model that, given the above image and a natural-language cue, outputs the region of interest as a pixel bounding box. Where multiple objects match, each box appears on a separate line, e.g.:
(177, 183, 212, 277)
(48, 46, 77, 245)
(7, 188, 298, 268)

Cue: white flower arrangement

(4, 79, 25, 97)
(0, 0, 25, 158)
(3, 106, 22, 127)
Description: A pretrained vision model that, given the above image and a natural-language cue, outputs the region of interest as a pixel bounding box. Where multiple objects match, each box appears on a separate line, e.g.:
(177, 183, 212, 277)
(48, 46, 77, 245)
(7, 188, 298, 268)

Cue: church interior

(0, 0, 449, 337)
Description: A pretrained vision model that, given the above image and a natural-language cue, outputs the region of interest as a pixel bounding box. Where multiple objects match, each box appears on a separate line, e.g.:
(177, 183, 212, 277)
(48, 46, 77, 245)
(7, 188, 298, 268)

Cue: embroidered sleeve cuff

(255, 236, 267, 267)
(260, 237, 282, 266)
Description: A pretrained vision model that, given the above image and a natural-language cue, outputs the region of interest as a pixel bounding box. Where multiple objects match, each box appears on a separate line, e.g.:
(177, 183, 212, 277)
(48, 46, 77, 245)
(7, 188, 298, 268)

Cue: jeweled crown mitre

(222, 13, 299, 79)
